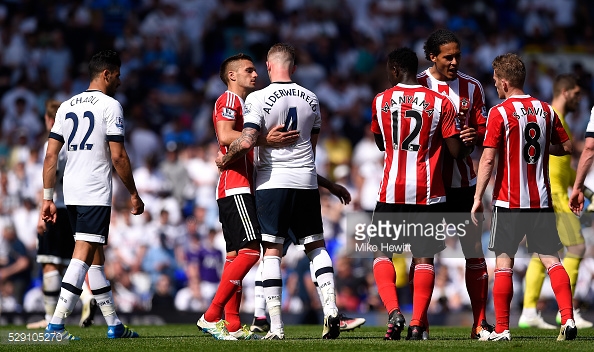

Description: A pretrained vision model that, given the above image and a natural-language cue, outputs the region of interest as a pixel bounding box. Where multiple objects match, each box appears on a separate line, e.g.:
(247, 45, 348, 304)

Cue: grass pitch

(1, 324, 594, 351)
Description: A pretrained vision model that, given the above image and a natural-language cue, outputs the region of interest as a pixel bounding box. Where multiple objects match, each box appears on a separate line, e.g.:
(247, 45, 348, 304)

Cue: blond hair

(45, 99, 61, 119)
(492, 53, 526, 88)
(267, 43, 296, 66)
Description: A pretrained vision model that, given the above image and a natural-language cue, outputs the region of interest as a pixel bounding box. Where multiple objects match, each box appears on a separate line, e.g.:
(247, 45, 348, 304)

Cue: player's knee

(566, 243, 585, 257)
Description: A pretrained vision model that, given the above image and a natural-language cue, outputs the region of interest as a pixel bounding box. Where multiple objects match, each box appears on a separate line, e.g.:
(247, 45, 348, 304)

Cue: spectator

(0, 223, 30, 306)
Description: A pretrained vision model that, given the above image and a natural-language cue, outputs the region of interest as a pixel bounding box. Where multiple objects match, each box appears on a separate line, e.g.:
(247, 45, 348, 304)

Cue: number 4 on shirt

(282, 107, 298, 132)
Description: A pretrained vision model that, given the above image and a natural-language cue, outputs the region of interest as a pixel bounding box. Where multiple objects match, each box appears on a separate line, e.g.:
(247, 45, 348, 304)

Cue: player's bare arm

(218, 120, 298, 148)
(317, 175, 351, 205)
(373, 133, 385, 151)
(109, 140, 144, 215)
(41, 138, 63, 223)
(444, 136, 471, 159)
(216, 127, 259, 169)
(471, 147, 497, 225)
(549, 139, 572, 156)
(570, 137, 594, 215)
(262, 124, 299, 147)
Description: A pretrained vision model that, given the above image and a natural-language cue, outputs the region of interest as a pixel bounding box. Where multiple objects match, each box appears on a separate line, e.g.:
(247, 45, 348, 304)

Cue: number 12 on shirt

(391, 107, 423, 152)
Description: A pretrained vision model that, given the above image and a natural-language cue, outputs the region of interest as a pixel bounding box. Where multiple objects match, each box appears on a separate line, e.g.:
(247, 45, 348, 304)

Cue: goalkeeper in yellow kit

(518, 74, 593, 329)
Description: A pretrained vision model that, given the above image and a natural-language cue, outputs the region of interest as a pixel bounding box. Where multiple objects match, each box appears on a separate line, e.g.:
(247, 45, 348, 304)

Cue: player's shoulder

(418, 85, 453, 104)
(245, 86, 268, 102)
(216, 90, 242, 108)
(416, 69, 430, 80)
(295, 83, 317, 99)
(92, 92, 121, 110)
(457, 71, 483, 87)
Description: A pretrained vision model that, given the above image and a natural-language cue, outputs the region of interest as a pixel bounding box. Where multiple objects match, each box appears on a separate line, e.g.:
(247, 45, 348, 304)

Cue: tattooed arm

(216, 127, 260, 170)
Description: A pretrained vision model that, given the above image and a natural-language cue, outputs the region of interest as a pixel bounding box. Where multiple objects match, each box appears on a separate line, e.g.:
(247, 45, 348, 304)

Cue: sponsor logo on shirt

(115, 116, 124, 130)
(222, 107, 236, 119)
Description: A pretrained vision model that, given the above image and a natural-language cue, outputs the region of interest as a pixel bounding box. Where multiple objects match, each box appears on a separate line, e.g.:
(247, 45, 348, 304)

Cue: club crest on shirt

(115, 116, 124, 130)
(222, 107, 236, 119)
(460, 97, 469, 111)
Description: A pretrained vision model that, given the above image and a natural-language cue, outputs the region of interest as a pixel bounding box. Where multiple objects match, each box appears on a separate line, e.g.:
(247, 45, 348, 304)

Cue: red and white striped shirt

(417, 69, 487, 188)
(212, 91, 254, 200)
(484, 95, 569, 209)
(371, 83, 459, 205)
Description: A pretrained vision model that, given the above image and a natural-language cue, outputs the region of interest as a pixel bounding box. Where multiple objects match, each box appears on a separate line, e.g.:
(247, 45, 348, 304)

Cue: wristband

(43, 188, 54, 200)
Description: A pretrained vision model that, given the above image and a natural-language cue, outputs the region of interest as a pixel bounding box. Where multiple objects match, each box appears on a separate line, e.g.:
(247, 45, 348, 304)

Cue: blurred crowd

(1, 0, 594, 322)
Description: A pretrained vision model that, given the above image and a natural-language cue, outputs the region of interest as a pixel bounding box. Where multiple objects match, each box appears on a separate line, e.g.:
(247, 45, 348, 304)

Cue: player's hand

(329, 183, 351, 205)
(266, 124, 300, 147)
(470, 198, 484, 226)
(460, 125, 477, 146)
(37, 215, 47, 235)
(41, 200, 57, 224)
(130, 194, 145, 215)
(215, 151, 225, 171)
(569, 188, 584, 216)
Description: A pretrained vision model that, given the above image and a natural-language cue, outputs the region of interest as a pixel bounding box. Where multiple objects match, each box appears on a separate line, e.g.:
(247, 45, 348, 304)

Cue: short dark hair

(492, 53, 526, 88)
(552, 73, 579, 98)
(88, 50, 121, 80)
(219, 53, 254, 85)
(387, 47, 418, 76)
(423, 29, 460, 61)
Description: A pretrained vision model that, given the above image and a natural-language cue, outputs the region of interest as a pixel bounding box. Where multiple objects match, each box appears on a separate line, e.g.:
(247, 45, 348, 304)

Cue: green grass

(1, 324, 594, 351)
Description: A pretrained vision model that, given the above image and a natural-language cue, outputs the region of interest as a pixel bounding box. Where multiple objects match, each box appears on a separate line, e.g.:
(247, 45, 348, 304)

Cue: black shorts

(281, 230, 303, 257)
(37, 208, 75, 265)
(217, 194, 261, 253)
(256, 188, 324, 245)
(488, 206, 563, 256)
(372, 202, 447, 258)
(445, 186, 475, 213)
(444, 186, 480, 238)
(67, 205, 111, 245)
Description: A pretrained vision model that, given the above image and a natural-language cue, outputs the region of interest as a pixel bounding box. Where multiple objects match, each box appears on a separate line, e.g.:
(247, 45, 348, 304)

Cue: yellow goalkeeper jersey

(549, 108, 575, 194)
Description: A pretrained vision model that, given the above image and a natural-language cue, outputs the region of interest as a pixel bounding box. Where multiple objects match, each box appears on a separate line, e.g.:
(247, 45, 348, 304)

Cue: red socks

(548, 262, 573, 325)
(466, 258, 488, 326)
(410, 264, 434, 327)
(373, 257, 400, 314)
(493, 268, 513, 333)
(204, 249, 260, 329)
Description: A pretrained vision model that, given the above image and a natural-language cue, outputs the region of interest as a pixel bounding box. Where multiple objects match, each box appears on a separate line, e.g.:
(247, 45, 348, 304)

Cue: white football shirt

(50, 89, 125, 206)
(243, 82, 321, 190)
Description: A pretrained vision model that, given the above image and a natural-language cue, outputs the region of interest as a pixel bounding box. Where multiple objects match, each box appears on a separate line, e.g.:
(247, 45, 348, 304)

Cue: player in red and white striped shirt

(472, 53, 576, 341)
(370, 47, 467, 341)
(199, 53, 299, 340)
(417, 29, 492, 340)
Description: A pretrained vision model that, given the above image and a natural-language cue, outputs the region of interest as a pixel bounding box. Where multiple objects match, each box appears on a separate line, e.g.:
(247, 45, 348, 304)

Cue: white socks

(42, 270, 62, 322)
(50, 259, 88, 325)
(88, 265, 121, 326)
(307, 247, 338, 317)
(262, 256, 283, 332)
(254, 260, 267, 318)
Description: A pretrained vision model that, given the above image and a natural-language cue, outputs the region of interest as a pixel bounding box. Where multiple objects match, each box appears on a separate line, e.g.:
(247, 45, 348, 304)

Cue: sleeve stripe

(106, 135, 125, 142)
(49, 132, 64, 143)
(586, 132, 594, 138)
(244, 122, 260, 131)
(311, 127, 320, 134)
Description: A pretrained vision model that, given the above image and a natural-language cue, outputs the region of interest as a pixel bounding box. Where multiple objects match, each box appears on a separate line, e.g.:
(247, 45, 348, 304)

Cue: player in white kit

(216, 43, 340, 340)
(42, 50, 143, 340)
